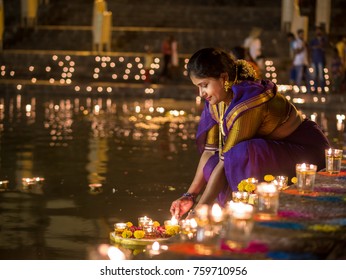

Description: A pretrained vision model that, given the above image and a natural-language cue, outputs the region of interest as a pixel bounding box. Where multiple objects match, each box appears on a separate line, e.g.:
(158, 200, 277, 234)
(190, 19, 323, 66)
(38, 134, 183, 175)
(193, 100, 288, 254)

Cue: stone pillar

(0, 0, 4, 50)
(281, 0, 294, 32)
(21, 0, 38, 28)
(290, 0, 309, 41)
(315, 0, 331, 33)
(101, 11, 112, 52)
(92, 0, 107, 52)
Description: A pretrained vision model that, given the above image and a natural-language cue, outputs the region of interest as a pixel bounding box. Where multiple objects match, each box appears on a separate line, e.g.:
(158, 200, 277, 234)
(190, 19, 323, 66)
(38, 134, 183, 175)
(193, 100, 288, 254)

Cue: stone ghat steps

(4, 0, 283, 55)
(38, 1, 281, 29)
(4, 27, 288, 59)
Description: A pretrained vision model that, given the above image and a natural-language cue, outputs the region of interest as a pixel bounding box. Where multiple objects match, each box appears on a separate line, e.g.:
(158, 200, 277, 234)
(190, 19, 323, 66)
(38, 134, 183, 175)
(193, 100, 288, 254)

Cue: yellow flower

(153, 221, 160, 228)
(237, 180, 247, 192)
(165, 225, 180, 236)
(121, 229, 133, 238)
(126, 222, 133, 228)
(264, 174, 275, 182)
(291, 177, 298, 184)
(133, 230, 145, 239)
(245, 182, 256, 193)
(237, 178, 256, 193)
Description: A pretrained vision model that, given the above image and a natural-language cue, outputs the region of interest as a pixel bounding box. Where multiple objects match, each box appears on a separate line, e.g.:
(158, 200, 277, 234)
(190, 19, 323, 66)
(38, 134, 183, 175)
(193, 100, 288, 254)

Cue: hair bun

(236, 59, 257, 80)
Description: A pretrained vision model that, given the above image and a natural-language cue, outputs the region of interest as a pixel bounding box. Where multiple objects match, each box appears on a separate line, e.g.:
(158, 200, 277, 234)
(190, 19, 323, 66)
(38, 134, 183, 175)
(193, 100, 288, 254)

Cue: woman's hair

(187, 47, 257, 81)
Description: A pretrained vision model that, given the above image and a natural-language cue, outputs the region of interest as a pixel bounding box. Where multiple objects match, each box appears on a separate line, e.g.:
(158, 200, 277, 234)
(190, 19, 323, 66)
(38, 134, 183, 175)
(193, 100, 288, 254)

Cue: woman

(170, 48, 330, 219)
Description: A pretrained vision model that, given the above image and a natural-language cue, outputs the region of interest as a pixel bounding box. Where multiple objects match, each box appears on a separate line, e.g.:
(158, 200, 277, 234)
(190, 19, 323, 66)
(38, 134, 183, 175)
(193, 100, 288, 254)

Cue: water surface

(0, 91, 344, 259)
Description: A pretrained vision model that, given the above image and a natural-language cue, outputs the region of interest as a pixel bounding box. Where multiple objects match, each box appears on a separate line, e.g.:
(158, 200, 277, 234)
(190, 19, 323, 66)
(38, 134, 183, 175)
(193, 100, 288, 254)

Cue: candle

(256, 182, 279, 218)
(180, 218, 198, 239)
(138, 216, 152, 227)
(89, 183, 103, 193)
(211, 203, 223, 223)
(143, 220, 155, 236)
(273, 175, 288, 191)
(232, 191, 249, 203)
(164, 216, 178, 226)
(114, 222, 127, 234)
(325, 148, 342, 174)
(0, 180, 9, 190)
(22, 178, 35, 189)
(296, 163, 317, 193)
(223, 201, 254, 249)
(227, 201, 254, 219)
(33, 177, 45, 183)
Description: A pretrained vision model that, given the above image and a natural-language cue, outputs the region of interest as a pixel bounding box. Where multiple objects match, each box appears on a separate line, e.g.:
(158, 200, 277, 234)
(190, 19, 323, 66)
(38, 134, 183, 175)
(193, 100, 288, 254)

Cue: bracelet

(182, 192, 196, 203)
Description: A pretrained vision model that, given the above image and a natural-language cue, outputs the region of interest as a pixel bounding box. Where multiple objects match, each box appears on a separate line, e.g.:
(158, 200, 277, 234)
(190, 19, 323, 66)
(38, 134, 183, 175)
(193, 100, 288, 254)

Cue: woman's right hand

(170, 197, 194, 219)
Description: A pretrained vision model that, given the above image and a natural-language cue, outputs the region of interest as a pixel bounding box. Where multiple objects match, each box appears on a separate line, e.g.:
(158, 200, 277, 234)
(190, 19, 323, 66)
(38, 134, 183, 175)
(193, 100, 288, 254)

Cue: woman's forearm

(186, 150, 214, 195)
(197, 161, 227, 205)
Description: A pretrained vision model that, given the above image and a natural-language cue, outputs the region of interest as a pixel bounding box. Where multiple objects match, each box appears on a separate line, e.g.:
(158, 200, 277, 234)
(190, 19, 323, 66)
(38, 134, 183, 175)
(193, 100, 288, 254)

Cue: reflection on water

(0, 92, 344, 259)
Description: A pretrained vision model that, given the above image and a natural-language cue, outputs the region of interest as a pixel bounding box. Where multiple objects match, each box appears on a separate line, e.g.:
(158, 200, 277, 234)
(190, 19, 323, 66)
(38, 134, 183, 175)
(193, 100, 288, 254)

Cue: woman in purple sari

(170, 48, 330, 219)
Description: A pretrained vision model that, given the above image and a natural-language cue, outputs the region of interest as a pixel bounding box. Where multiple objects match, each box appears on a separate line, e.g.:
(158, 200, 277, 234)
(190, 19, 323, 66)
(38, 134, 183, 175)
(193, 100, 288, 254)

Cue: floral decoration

(237, 178, 257, 193)
(121, 229, 133, 238)
(133, 230, 145, 239)
(115, 220, 179, 239)
(264, 174, 297, 185)
(264, 174, 275, 182)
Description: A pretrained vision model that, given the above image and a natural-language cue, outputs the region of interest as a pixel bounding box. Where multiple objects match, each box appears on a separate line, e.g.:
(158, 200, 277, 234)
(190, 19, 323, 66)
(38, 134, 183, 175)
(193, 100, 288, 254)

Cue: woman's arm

(196, 160, 227, 205)
(170, 150, 214, 218)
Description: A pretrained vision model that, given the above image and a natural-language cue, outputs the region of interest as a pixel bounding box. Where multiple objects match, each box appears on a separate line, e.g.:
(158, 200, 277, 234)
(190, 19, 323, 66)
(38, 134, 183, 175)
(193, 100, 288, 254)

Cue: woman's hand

(170, 197, 194, 219)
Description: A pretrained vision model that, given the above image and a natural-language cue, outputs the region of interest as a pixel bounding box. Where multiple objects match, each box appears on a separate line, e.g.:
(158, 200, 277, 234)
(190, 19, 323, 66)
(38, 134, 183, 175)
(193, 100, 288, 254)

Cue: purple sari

(196, 80, 330, 206)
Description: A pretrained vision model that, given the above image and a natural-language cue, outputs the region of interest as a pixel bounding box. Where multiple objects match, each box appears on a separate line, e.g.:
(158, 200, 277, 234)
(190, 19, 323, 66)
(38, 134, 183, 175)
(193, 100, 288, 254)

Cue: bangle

(182, 192, 196, 203)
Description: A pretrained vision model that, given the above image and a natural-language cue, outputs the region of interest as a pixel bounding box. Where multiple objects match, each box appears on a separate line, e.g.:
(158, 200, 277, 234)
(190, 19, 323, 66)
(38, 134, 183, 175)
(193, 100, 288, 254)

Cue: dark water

(0, 91, 344, 259)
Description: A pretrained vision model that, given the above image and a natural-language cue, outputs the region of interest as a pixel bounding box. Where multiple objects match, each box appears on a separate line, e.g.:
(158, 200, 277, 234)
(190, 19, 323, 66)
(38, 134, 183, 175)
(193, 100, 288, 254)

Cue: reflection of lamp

(336, 114, 345, 132)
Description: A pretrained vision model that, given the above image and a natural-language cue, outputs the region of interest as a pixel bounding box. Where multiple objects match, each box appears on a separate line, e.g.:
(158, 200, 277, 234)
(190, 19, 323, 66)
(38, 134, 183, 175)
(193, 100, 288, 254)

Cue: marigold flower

(122, 229, 133, 238)
(153, 221, 160, 228)
(126, 222, 133, 228)
(264, 174, 275, 182)
(237, 178, 256, 193)
(237, 180, 247, 192)
(133, 230, 145, 239)
(291, 177, 298, 184)
(165, 225, 180, 236)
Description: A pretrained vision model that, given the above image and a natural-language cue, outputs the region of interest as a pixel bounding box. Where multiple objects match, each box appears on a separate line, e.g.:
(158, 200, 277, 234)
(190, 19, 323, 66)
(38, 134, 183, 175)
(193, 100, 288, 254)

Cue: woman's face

(190, 74, 231, 105)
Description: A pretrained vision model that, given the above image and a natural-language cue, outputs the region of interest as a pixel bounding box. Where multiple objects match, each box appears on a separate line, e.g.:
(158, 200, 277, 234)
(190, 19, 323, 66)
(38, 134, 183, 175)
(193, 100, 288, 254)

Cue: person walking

(170, 36, 179, 81)
(292, 29, 311, 92)
(309, 26, 328, 92)
(159, 35, 172, 82)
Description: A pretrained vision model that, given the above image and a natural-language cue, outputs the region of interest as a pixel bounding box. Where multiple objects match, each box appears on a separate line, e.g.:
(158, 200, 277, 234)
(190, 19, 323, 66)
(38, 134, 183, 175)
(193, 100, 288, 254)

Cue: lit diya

(88, 183, 103, 194)
(0, 180, 9, 191)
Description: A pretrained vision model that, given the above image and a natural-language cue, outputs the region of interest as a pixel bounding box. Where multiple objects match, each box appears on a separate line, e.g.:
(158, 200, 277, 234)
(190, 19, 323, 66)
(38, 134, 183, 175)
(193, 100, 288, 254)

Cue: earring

(224, 81, 231, 92)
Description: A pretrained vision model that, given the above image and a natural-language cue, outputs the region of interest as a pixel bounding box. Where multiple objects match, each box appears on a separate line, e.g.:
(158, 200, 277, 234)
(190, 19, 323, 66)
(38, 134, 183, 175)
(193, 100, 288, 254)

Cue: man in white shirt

(292, 29, 311, 92)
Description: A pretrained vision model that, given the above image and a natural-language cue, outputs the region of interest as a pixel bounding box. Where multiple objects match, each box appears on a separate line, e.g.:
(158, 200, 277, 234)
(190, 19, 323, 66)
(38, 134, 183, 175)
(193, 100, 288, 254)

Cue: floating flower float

(110, 216, 180, 246)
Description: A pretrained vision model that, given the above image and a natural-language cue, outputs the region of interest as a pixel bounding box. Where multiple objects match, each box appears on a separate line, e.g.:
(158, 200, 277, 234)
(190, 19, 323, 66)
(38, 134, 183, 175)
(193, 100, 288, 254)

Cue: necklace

(218, 102, 227, 157)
